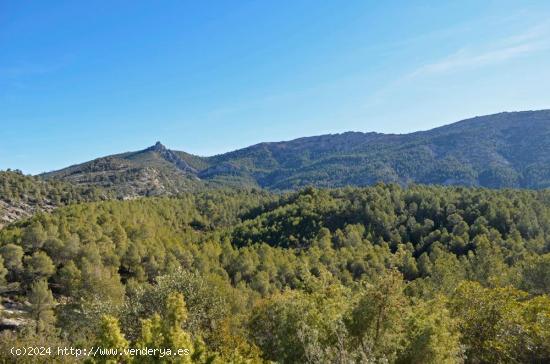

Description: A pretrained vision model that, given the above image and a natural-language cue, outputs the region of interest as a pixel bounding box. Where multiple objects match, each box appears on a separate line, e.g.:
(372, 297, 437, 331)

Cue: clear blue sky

(1, 1, 550, 174)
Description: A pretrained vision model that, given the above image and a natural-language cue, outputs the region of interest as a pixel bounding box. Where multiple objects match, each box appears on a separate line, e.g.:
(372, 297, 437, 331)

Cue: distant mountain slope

(42, 110, 550, 193)
(42, 142, 204, 197)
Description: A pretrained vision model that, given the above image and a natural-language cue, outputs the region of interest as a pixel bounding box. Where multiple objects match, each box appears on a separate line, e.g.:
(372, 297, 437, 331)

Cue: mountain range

(39, 110, 550, 197)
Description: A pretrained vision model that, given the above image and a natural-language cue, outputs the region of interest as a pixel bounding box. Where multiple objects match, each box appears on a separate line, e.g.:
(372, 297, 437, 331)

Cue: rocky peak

(149, 141, 167, 152)
(145, 142, 198, 175)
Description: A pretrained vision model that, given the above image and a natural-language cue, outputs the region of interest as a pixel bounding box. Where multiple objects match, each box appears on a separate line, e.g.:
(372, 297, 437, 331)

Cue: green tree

(249, 283, 351, 364)
(521, 295, 550, 361)
(93, 315, 130, 364)
(80, 257, 125, 305)
(55, 260, 82, 296)
(347, 269, 408, 362)
(397, 297, 462, 364)
(23, 251, 56, 287)
(22, 221, 47, 251)
(520, 253, 550, 295)
(450, 281, 527, 363)
(28, 279, 56, 334)
(467, 236, 509, 287)
(0, 243, 24, 279)
(136, 292, 197, 363)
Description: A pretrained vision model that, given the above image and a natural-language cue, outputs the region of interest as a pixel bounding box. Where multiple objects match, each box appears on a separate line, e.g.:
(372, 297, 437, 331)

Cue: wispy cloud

(359, 21, 550, 113)
(409, 23, 550, 78)
(411, 42, 544, 76)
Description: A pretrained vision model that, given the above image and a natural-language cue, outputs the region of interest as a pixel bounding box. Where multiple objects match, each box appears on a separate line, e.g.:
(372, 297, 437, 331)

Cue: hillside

(0, 170, 110, 228)
(41, 142, 204, 198)
(200, 110, 550, 189)
(41, 110, 550, 195)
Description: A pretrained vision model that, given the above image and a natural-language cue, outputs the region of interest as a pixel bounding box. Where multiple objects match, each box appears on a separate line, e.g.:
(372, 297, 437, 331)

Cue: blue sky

(1, 1, 550, 174)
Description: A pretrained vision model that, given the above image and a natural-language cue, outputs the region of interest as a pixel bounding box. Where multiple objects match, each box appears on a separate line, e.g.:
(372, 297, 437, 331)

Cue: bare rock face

(0, 199, 54, 229)
(147, 141, 198, 174)
(0, 298, 30, 331)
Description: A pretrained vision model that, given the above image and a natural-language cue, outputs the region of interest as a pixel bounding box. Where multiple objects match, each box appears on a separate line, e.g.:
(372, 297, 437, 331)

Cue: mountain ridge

(40, 109, 550, 195)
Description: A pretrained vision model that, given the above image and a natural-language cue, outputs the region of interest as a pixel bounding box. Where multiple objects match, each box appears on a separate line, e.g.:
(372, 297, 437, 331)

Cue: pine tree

(136, 293, 195, 363)
(347, 269, 408, 361)
(94, 315, 130, 364)
(28, 279, 56, 334)
(23, 251, 56, 288)
(0, 243, 24, 279)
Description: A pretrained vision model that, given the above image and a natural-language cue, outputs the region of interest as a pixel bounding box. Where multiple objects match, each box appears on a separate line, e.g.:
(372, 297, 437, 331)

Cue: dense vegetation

(1, 184, 549, 363)
(43, 110, 550, 193)
(0, 170, 110, 228)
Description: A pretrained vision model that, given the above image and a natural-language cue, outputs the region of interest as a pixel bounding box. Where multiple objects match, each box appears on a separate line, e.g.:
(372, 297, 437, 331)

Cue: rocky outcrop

(148, 142, 198, 174)
(0, 298, 29, 331)
(0, 199, 55, 229)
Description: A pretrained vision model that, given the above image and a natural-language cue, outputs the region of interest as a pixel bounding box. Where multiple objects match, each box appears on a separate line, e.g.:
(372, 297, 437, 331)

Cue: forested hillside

(42, 110, 550, 193)
(0, 170, 110, 228)
(1, 185, 549, 363)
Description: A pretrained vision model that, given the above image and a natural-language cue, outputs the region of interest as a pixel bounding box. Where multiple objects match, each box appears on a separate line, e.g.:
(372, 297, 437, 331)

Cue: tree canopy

(1, 184, 549, 363)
